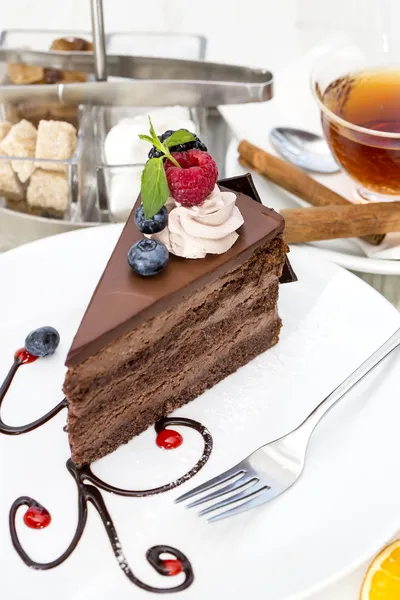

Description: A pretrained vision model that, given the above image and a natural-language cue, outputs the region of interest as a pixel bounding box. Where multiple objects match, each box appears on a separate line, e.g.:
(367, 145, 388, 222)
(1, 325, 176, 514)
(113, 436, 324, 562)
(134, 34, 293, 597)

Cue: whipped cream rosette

(129, 121, 244, 277)
(148, 185, 244, 259)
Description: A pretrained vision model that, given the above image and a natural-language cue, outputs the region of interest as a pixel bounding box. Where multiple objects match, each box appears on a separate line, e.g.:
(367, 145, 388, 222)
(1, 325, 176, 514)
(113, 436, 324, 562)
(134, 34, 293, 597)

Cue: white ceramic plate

(1, 225, 400, 600)
(225, 140, 400, 275)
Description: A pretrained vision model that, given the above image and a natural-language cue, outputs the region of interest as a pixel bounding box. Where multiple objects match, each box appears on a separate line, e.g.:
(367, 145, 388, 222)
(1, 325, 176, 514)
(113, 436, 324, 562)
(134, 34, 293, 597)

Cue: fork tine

(175, 465, 246, 504)
(198, 483, 269, 517)
(207, 486, 274, 523)
(186, 476, 259, 509)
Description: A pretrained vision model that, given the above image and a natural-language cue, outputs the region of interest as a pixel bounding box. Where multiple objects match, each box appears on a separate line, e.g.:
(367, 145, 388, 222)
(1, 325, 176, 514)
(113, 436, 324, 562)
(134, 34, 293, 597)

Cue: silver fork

(175, 327, 400, 522)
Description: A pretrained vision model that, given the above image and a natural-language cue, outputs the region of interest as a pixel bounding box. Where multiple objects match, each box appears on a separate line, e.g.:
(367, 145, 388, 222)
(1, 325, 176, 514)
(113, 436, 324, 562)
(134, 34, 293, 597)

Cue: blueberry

(134, 205, 168, 234)
(148, 129, 207, 159)
(25, 326, 60, 357)
(127, 239, 169, 276)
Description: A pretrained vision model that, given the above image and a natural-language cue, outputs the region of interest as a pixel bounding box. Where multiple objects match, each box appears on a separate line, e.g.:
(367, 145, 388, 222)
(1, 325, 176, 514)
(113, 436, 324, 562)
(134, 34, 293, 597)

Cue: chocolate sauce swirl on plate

(82, 417, 212, 496)
(4, 329, 214, 593)
(0, 348, 67, 435)
(10, 459, 194, 593)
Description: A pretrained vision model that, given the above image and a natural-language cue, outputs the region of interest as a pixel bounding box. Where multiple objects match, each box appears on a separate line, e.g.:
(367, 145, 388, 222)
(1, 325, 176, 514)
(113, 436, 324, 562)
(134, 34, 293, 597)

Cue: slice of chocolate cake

(64, 174, 292, 466)
(64, 125, 295, 466)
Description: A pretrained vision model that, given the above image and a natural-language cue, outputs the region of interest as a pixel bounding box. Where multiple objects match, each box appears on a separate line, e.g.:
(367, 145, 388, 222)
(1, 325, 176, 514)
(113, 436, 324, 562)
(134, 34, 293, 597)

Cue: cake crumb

(27, 169, 68, 213)
(0, 119, 37, 183)
(35, 120, 77, 173)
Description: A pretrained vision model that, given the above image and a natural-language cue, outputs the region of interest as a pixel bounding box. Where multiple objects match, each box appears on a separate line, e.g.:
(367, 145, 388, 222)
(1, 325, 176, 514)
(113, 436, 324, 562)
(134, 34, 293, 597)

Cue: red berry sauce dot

(14, 348, 38, 365)
(163, 559, 183, 576)
(23, 505, 51, 529)
(156, 429, 183, 450)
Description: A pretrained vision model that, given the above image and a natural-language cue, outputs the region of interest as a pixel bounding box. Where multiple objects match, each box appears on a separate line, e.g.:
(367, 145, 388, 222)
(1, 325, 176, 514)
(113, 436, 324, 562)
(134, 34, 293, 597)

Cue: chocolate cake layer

(65, 234, 287, 466)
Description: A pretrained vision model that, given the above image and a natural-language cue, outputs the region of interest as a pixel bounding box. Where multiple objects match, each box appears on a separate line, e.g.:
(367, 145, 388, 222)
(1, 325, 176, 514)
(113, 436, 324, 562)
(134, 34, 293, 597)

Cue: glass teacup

(311, 43, 400, 202)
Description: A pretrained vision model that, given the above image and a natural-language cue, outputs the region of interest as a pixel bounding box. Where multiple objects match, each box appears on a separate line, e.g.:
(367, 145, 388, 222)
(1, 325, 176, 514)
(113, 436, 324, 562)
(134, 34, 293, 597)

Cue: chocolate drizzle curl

(9, 417, 213, 593)
(3, 334, 213, 593)
(10, 459, 193, 592)
(82, 417, 213, 497)
(0, 356, 67, 435)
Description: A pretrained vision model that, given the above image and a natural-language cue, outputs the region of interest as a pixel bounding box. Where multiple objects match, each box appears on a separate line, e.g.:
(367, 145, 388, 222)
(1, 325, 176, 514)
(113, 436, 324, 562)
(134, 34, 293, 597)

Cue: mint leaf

(138, 119, 188, 168)
(152, 137, 165, 154)
(138, 134, 154, 144)
(164, 129, 196, 148)
(146, 116, 165, 154)
(139, 129, 165, 155)
(141, 157, 169, 219)
(148, 116, 158, 142)
(162, 146, 181, 168)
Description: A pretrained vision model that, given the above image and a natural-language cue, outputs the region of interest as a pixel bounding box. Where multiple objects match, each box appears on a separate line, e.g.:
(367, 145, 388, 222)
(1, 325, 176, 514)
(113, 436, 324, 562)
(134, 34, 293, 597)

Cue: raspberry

(148, 130, 207, 159)
(165, 150, 218, 207)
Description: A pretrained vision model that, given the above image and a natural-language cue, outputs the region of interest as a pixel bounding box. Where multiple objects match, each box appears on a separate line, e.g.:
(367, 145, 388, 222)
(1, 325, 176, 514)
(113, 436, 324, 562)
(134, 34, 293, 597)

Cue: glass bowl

(0, 29, 208, 248)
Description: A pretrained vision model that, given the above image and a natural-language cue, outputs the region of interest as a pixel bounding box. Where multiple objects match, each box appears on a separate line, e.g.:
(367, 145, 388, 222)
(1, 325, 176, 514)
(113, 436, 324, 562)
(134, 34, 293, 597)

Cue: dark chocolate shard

(220, 173, 296, 284)
(218, 173, 265, 202)
(280, 257, 298, 283)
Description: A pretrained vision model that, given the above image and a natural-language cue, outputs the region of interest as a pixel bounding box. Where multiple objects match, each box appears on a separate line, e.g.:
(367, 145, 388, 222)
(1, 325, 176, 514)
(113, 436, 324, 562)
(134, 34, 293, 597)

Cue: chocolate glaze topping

(66, 175, 289, 367)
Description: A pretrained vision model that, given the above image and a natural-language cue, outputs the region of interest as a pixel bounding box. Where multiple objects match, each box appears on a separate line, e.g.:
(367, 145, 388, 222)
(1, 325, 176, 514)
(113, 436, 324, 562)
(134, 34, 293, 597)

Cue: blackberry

(148, 129, 207, 159)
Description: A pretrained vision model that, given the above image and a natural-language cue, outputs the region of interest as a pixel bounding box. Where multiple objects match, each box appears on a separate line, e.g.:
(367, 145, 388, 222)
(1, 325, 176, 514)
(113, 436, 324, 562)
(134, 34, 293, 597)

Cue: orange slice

(361, 540, 400, 599)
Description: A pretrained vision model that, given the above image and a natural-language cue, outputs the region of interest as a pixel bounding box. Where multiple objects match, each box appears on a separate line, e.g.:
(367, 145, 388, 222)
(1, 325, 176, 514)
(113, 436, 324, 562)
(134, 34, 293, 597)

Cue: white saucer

(1, 225, 400, 600)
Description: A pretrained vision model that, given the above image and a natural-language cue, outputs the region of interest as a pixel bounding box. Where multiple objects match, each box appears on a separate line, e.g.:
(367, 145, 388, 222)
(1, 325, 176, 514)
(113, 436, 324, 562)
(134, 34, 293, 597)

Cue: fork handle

(300, 326, 400, 436)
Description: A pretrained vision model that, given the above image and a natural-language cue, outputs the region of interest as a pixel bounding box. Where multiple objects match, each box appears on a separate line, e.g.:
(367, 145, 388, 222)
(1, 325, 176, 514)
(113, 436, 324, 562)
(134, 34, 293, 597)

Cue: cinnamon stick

(282, 203, 400, 243)
(238, 140, 385, 246)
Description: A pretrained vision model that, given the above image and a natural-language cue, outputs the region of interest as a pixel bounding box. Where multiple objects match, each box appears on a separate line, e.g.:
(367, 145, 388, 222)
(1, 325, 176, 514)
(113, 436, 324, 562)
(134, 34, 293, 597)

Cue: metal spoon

(270, 127, 340, 174)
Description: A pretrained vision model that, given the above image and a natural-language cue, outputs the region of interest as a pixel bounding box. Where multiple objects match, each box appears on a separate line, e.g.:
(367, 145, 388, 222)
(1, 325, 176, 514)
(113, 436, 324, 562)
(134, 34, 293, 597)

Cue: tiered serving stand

(0, 0, 273, 250)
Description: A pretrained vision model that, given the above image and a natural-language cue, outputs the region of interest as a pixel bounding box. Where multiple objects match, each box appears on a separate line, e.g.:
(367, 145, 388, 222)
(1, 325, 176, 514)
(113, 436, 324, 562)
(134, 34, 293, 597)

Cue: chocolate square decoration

(219, 173, 297, 284)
